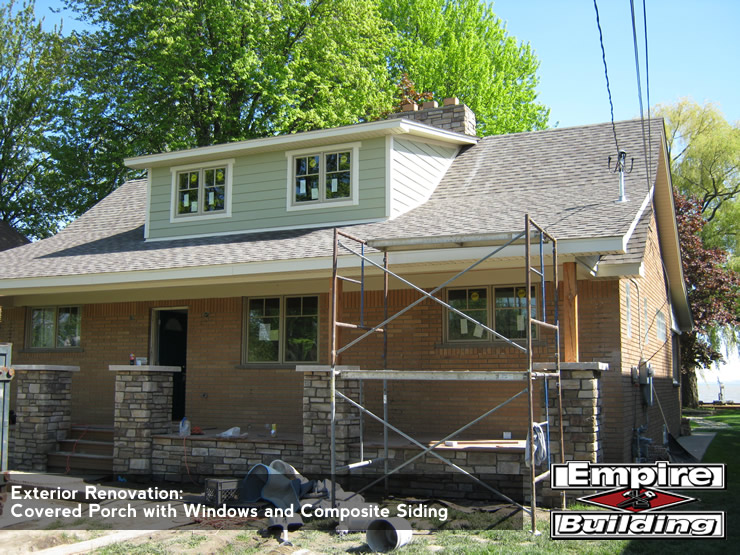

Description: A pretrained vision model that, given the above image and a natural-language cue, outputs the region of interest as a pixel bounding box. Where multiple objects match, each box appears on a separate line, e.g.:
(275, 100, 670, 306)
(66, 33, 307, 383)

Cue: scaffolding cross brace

(327, 214, 565, 533)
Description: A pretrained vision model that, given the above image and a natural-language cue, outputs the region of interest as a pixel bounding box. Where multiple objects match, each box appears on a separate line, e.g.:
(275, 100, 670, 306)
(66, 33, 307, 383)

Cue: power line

(630, 0, 650, 192)
(593, 0, 620, 155)
(642, 0, 652, 185)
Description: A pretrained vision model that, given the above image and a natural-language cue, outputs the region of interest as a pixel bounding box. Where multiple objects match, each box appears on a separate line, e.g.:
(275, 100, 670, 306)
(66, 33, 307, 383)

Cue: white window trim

(285, 142, 361, 212)
(656, 309, 667, 342)
(445, 285, 539, 343)
(243, 295, 320, 364)
(170, 159, 234, 223)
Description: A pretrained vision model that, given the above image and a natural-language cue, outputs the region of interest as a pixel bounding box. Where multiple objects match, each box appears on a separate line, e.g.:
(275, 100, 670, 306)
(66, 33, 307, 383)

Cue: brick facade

(0, 221, 680, 469)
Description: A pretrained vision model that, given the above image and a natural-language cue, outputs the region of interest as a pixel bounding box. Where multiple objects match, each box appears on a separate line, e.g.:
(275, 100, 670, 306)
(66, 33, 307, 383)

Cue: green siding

(147, 137, 387, 239)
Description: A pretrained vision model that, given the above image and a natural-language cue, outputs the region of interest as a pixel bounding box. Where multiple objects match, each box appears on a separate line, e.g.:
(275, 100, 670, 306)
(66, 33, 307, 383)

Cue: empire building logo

(550, 461, 726, 539)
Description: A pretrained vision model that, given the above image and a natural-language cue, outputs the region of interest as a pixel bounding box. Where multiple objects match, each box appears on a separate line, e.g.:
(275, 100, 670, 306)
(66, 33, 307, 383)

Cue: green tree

(0, 0, 70, 239)
(657, 99, 740, 264)
(44, 0, 396, 209)
(674, 192, 740, 408)
(379, 0, 549, 135)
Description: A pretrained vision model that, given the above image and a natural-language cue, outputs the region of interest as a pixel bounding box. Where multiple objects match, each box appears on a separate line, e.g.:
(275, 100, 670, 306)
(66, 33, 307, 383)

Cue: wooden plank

(562, 261, 579, 362)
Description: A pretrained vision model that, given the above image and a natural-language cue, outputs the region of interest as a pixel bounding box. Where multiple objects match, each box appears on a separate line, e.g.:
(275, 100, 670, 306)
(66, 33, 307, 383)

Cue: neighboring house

(0, 100, 691, 485)
(0, 221, 29, 252)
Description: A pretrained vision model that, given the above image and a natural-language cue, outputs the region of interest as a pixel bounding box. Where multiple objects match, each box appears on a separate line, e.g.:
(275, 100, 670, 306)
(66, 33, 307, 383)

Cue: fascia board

(125, 119, 477, 170)
(0, 236, 623, 297)
(594, 262, 645, 278)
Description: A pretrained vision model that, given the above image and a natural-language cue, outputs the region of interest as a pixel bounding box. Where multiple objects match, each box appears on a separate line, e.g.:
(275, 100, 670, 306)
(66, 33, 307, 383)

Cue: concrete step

(47, 452, 113, 474)
(58, 439, 113, 457)
(68, 426, 114, 443)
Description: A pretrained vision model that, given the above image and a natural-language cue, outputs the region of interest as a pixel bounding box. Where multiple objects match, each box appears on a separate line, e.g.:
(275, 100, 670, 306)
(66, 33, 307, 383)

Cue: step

(47, 452, 113, 474)
(58, 439, 114, 457)
(68, 426, 114, 442)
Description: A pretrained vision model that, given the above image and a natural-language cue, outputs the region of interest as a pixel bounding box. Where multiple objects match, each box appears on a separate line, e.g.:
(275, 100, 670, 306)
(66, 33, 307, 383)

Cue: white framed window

(656, 310, 667, 342)
(28, 306, 81, 349)
(243, 296, 319, 363)
(285, 142, 360, 211)
(643, 299, 649, 344)
(170, 159, 234, 222)
(446, 285, 538, 343)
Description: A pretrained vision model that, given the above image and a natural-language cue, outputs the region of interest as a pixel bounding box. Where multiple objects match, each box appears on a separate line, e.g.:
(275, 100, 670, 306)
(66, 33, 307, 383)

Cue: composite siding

(147, 137, 387, 239)
(390, 138, 459, 219)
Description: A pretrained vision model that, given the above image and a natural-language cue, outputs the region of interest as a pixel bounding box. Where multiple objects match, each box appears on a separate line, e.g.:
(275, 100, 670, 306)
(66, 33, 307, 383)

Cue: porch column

(12, 365, 79, 471)
(561, 262, 579, 362)
(110, 365, 180, 476)
(300, 367, 360, 476)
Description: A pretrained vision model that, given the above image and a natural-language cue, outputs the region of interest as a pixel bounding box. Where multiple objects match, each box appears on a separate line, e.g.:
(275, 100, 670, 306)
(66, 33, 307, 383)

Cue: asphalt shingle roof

(0, 119, 665, 282)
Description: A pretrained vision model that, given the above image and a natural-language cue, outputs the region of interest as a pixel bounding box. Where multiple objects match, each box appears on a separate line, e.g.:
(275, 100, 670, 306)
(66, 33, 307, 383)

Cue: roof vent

(608, 150, 633, 203)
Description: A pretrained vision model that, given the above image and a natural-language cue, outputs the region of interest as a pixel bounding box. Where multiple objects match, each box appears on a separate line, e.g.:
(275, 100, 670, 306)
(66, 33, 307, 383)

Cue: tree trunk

(681, 368, 700, 408)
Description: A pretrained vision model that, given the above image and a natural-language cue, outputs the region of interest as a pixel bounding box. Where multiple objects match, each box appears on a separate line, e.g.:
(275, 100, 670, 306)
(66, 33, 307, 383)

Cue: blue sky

(493, 0, 740, 128)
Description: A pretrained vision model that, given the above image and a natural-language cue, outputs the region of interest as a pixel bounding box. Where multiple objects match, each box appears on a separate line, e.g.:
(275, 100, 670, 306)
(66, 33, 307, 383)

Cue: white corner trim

(144, 169, 152, 240)
(385, 135, 393, 219)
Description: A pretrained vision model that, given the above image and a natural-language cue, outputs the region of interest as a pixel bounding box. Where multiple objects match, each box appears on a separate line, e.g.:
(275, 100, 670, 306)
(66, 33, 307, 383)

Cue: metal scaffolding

(328, 214, 565, 533)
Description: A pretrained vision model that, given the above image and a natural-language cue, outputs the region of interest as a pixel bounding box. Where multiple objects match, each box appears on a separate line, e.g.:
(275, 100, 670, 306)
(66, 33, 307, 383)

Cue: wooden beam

(562, 261, 579, 362)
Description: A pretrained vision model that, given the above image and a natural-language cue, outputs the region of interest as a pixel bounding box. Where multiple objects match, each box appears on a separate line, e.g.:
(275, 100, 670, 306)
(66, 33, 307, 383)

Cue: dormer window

(286, 142, 360, 211)
(170, 159, 234, 222)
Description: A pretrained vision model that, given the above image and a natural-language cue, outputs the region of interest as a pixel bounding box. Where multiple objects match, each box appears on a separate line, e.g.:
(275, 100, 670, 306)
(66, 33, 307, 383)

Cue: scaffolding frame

(328, 215, 565, 533)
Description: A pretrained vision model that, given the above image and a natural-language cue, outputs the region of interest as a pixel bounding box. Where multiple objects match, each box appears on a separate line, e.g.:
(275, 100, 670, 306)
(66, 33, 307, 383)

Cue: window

(29, 306, 81, 349)
(643, 299, 649, 344)
(171, 159, 233, 221)
(286, 143, 360, 210)
(447, 286, 537, 343)
(244, 296, 319, 363)
(656, 310, 667, 342)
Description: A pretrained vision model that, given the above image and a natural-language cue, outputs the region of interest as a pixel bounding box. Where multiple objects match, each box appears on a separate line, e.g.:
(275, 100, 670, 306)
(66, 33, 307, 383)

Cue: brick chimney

(387, 97, 477, 136)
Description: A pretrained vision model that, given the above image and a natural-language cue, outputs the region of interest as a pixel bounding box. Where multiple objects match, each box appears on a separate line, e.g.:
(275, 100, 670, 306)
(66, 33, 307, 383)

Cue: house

(0, 100, 690, 501)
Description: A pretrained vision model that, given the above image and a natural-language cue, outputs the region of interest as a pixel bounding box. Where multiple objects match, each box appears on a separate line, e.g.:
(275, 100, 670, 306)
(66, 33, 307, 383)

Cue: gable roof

(0, 221, 30, 252)
(0, 118, 689, 328)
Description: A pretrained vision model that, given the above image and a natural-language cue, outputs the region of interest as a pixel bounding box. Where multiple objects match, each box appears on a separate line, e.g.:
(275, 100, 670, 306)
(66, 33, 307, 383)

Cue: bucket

(366, 518, 413, 552)
(241, 464, 270, 502)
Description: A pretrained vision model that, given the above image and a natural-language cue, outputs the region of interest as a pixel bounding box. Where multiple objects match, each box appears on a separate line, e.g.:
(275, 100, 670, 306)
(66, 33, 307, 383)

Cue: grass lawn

(90, 409, 736, 554)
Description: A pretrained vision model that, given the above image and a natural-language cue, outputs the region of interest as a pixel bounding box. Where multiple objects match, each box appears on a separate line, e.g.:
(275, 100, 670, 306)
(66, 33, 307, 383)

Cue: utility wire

(630, 0, 650, 192)
(642, 0, 653, 185)
(593, 0, 619, 155)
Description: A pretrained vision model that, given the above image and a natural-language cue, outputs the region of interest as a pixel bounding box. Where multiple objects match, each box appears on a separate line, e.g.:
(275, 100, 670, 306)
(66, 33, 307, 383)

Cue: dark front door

(157, 310, 188, 420)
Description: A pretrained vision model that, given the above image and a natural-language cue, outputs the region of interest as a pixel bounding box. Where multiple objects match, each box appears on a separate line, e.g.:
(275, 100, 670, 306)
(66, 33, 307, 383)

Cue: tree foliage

(0, 0, 69, 239)
(47, 0, 394, 211)
(657, 99, 740, 265)
(379, 0, 549, 135)
(674, 191, 740, 406)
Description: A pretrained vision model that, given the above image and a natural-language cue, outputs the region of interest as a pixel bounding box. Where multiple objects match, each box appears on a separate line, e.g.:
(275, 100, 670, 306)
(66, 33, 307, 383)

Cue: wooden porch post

(562, 262, 579, 362)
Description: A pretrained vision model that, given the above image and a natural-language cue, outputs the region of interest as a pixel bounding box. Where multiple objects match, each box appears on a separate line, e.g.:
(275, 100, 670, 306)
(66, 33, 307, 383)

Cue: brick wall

(613, 215, 680, 461)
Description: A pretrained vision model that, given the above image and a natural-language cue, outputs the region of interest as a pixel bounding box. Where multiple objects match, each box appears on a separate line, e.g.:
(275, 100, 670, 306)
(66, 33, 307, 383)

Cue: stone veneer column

(552, 362, 608, 463)
(301, 368, 360, 476)
(110, 365, 180, 476)
(13, 365, 79, 471)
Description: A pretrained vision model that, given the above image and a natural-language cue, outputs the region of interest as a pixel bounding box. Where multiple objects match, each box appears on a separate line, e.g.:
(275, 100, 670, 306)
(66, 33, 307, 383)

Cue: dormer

(124, 100, 478, 241)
